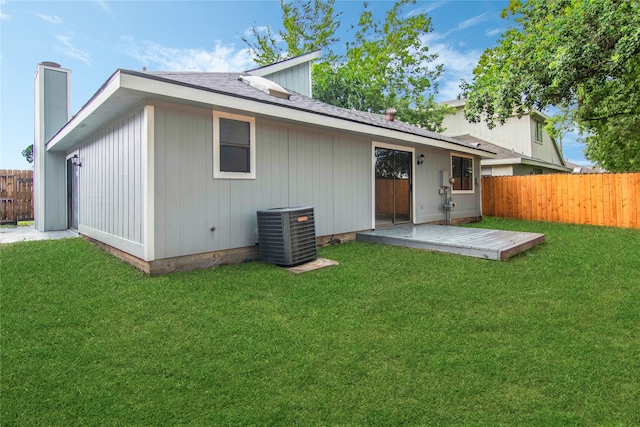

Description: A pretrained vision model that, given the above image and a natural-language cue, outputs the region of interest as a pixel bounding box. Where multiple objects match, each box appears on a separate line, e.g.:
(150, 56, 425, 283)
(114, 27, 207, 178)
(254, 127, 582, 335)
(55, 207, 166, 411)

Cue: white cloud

(55, 34, 91, 65)
(242, 25, 284, 46)
(485, 28, 502, 37)
(0, 0, 8, 22)
(94, 0, 115, 17)
(36, 13, 64, 24)
(407, 2, 445, 17)
(457, 12, 489, 30)
(243, 25, 270, 39)
(423, 11, 495, 44)
(122, 38, 255, 72)
(422, 33, 482, 101)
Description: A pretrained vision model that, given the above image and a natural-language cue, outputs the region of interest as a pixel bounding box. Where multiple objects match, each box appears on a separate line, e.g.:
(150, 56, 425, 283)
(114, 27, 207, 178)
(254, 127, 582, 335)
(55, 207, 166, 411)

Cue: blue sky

(0, 0, 589, 170)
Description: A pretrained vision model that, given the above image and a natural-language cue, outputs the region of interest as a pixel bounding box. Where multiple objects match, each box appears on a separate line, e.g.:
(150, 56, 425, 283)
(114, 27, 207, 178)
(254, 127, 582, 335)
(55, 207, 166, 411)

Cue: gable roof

(245, 50, 322, 77)
(442, 98, 567, 160)
(46, 69, 495, 158)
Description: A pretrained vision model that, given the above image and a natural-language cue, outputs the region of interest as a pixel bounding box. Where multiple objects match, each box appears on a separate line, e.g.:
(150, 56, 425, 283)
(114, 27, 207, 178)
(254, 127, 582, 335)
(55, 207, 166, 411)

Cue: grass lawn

(0, 221, 34, 228)
(2, 217, 639, 425)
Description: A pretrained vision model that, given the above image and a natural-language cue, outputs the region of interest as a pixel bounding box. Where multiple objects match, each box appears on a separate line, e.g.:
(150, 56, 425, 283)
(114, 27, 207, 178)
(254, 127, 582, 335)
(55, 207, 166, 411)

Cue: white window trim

(65, 149, 81, 229)
(534, 119, 544, 144)
(451, 152, 475, 194)
(371, 141, 416, 229)
(213, 110, 256, 179)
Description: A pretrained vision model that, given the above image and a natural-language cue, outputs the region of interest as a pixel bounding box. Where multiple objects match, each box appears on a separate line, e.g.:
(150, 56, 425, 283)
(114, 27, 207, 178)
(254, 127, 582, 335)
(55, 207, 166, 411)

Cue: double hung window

(534, 120, 544, 144)
(451, 154, 474, 193)
(213, 111, 256, 179)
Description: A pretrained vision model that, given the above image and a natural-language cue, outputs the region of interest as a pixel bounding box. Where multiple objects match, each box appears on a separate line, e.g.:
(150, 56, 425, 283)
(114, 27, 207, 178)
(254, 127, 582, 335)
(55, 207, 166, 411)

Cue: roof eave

(245, 50, 321, 76)
(47, 69, 496, 157)
(46, 70, 125, 152)
(483, 157, 573, 171)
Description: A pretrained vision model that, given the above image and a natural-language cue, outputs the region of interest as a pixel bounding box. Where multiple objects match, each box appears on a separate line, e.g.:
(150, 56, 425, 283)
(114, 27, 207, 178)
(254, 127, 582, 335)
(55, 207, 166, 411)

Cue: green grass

(0, 221, 33, 229)
(2, 217, 639, 425)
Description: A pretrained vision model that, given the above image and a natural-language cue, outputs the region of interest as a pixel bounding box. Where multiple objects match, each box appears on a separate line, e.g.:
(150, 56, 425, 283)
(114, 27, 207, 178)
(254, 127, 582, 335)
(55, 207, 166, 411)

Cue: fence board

(632, 174, 640, 228)
(615, 174, 624, 228)
(620, 174, 631, 228)
(595, 174, 604, 225)
(482, 173, 640, 229)
(375, 179, 410, 217)
(0, 169, 34, 224)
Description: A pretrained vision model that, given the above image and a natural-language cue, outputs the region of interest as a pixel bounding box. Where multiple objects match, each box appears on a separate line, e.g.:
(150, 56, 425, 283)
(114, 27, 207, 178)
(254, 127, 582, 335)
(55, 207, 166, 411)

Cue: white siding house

(34, 53, 495, 274)
(441, 99, 572, 176)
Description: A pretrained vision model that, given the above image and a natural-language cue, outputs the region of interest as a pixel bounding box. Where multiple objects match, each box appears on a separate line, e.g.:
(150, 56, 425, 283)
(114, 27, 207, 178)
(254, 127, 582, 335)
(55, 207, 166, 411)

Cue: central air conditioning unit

(257, 207, 317, 267)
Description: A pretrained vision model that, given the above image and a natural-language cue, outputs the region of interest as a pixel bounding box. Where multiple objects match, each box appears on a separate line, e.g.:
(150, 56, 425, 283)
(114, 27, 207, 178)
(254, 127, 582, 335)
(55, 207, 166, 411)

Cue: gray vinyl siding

(415, 149, 482, 223)
(513, 164, 551, 176)
(152, 105, 372, 259)
(79, 108, 145, 251)
(451, 154, 482, 220)
(153, 106, 213, 259)
(262, 62, 311, 96)
(414, 148, 447, 223)
(43, 68, 69, 142)
(332, 135, 372, 232)
(36, 67, 69, 231)
(530, 116, 565, 166)
(42, 152, 67, 230)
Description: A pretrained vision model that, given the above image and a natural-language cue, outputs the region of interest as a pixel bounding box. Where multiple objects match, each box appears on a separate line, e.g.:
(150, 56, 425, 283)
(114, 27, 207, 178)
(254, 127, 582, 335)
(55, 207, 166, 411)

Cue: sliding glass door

(374, 147, 412, 227)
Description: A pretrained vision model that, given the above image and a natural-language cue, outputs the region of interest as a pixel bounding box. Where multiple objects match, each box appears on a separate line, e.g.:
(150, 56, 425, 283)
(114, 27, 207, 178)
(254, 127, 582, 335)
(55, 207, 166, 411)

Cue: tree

(461, 0, 640, 172)
(242, 0, 341, 66)
(22, 145, 33, 164)
(243, 0, 452, 132)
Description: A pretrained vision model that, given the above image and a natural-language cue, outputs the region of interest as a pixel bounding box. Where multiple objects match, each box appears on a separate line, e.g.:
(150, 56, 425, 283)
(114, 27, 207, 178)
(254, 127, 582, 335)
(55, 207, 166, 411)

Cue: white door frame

(65, 150, 80, 229)
(371, 141, 416, 229)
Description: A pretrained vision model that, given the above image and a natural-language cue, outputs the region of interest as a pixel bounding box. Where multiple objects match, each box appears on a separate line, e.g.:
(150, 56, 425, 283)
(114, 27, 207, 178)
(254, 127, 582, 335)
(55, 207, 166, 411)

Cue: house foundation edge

(82, 216, 482, 276)
(83, 231, 361, 276)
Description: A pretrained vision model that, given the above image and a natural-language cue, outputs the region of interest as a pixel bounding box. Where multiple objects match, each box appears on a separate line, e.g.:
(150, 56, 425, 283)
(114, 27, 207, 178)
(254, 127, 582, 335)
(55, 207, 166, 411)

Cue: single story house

(34, 52, 495, 274)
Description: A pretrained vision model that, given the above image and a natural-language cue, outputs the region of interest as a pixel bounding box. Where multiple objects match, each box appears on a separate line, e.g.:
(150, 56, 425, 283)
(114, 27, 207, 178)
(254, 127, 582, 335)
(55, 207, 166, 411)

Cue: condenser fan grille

(257, 207, 317, 266)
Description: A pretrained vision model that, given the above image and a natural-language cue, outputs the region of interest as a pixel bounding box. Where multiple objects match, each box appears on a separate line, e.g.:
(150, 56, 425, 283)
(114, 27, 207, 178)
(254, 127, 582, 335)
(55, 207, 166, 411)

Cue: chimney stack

(385, 107, 397, 122)
(34, 61, 71, 231)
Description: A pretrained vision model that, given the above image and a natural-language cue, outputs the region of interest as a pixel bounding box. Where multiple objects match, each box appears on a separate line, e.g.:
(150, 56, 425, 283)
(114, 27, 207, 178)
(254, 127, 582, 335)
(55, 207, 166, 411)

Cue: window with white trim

(451, 154, 474, 193)
(534, 119, 544, 144)
(213, 111, 256, 179)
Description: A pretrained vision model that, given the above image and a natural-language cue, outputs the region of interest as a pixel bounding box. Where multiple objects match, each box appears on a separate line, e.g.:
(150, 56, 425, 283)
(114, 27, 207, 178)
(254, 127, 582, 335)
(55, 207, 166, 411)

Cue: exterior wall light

(71, 154, 81, 167)
(417, 154, 425, 165)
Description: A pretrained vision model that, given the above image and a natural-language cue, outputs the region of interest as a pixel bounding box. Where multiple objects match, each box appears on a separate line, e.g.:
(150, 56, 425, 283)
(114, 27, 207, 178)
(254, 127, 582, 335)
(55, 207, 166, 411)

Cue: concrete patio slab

(357, 224, 545, 260)
(0, 226, 79, 245)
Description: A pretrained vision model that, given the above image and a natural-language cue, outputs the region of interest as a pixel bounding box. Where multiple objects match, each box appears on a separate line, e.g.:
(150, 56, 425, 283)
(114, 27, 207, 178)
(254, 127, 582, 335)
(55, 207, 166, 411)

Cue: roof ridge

(118, 69, 494, 155)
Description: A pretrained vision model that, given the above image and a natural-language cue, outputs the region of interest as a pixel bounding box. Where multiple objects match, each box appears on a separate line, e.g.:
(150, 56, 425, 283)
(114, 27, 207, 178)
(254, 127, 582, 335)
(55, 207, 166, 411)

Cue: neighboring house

(564, 160, 606, 174)
(441, 99, 572, 176)
(34, 52, 495, 274)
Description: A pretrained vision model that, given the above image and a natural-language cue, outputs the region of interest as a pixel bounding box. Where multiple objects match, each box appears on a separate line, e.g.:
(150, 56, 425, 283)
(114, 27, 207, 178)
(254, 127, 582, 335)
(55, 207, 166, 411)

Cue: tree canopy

(22, 145, 33, 164)
(243, 0, 452, 132)
(461, 0, 640, 172)
(242, 0, 341, 65)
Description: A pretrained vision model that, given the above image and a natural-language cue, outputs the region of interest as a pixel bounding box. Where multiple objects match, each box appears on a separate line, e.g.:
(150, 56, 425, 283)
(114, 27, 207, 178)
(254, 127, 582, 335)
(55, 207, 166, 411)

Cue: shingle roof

(452, 135, 535, 161)
(452, 134, 569, 169)
(132, 70, 494, 155)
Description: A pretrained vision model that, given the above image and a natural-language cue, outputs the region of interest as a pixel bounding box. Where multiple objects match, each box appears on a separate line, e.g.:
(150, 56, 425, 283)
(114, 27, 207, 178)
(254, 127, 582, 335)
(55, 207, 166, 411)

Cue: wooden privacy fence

(482, 173, 640, 229)
(1, 170, 34, 225)
(375, 179, 410, 216)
